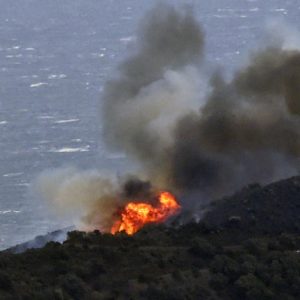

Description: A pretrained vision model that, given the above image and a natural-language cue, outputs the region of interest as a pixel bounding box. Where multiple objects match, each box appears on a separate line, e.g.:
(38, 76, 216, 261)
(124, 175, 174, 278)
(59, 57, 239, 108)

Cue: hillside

(0, 176, 300, 300)
(203, 176, 300, 234)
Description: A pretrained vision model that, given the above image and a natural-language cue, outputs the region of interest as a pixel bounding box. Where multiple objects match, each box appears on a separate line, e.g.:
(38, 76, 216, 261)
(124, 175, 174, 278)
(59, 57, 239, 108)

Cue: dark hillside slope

(203, 176, 300, 234)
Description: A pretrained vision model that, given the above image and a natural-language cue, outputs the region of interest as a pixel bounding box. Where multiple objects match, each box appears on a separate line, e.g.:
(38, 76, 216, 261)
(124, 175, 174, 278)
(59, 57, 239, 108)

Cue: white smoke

(33, 167, 121, 231)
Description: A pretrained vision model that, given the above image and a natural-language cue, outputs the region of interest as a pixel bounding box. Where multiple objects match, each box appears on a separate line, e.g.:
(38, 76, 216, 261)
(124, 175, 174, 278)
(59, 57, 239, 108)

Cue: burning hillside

(35, 3, 300, 234)
(5, 175, 300, 299)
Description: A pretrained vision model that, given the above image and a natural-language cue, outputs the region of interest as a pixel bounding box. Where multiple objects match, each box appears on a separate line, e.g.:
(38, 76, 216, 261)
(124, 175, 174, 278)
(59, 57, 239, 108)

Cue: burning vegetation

(111, 191, 180, 235)
(5, 176, 300, 300)
(35, 2, 300, 236)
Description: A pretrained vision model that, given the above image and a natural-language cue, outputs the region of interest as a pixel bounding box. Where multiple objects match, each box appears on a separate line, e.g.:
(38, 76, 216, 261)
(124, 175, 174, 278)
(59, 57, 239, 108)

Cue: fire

(111, 191, 180, 235)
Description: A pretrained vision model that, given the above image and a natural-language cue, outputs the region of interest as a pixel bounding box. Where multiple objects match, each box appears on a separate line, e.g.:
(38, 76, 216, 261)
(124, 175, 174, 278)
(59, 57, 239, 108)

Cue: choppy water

(0, 0, 299, 249)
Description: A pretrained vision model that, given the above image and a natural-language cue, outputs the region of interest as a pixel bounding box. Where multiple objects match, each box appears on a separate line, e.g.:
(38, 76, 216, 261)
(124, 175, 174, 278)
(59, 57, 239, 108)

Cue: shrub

(210, 273, 229, 290)
(188, 238, 216, 258)
(0, 271, 12, 291)
(243, 238, 268, 256)
(60, 274, 86, 300)
(235, 274, 273, 300)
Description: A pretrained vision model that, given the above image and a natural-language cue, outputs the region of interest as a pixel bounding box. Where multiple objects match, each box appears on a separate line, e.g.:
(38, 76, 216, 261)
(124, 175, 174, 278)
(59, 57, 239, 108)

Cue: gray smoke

(34, 167, 123, 232)
(102, 3, 300, 203)
(35, 4, 300, 232)
(34, 168, 160, 232)
(102, 4, 204, 160)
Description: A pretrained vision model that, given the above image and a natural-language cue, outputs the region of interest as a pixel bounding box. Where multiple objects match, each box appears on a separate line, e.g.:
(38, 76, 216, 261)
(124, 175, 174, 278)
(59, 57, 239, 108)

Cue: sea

(0, 0, 299, 250)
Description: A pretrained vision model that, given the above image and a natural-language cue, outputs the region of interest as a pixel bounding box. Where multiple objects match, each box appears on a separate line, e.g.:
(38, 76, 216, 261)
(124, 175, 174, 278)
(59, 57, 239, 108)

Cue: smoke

(102, 3, 207, 189)
(34, 167, 160, 232)
(102, 3, 300, 202)
(265, 19, 300, 50)
(34, 167, 121, 231)
(35, 3, 300, 231)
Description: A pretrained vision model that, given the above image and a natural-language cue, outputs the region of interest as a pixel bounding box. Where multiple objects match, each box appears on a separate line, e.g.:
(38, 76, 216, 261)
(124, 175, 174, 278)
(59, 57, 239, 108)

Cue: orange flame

(111, 191, 180, 235)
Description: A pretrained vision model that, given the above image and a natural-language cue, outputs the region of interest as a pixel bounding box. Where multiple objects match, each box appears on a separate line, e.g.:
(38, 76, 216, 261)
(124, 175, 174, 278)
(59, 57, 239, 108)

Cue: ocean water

(0, 0, 299, 250)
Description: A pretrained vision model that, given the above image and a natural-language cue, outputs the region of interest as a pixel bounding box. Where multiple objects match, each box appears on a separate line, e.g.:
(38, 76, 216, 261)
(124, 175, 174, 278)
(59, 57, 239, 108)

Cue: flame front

(111, 191, 180, 235)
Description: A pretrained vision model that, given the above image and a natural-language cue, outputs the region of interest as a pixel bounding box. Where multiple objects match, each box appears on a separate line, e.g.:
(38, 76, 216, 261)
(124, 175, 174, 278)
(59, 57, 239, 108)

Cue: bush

(210, 255, 240, 280)
(210, 273, 229, 290)
(279, 234, 297, 250)
(188, 238, 216, 258)
(0, 271, 12, 291)
(67, 231, 86, 243)
(235, 274, 273, 300)
(243, 239, 268, 256)
(60, 274, 86, 300)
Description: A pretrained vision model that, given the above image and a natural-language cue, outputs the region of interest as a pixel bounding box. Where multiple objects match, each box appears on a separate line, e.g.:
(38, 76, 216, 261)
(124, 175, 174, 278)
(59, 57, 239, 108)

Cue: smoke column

(102, 3, 300, 202)
(36, 3, 300, 229)
(102, 3, 207, 190)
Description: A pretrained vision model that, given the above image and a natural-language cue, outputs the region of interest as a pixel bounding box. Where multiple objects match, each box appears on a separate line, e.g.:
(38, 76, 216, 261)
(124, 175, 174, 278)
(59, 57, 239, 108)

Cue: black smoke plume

(35, 3, 300, 231)
(102, 3, 300, 202)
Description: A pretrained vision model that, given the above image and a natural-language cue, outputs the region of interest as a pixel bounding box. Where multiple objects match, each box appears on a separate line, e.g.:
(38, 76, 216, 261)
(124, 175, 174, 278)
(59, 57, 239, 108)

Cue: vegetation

(1, 176, 300, 299)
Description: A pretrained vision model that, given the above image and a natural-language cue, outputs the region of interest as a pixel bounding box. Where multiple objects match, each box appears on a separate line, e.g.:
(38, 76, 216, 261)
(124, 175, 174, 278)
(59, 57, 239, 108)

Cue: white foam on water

(48, 146, 90, 153)
(92, 53, 105, 58)
(54, 119, 80, 124)
(0, 210, 21, 214)
(37, 115, 54, 120)
(217, 8, 236, 12)
(213, 14, 228, 18)
(48, 74, 67, 79)
(120, 36, 135, 43)
(272, 8, 287, 12)
(30, 82, 48, 88)
(15, 183, 29, 187)
(271, 8, 288, 15)
(3, 172, 23, 178)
